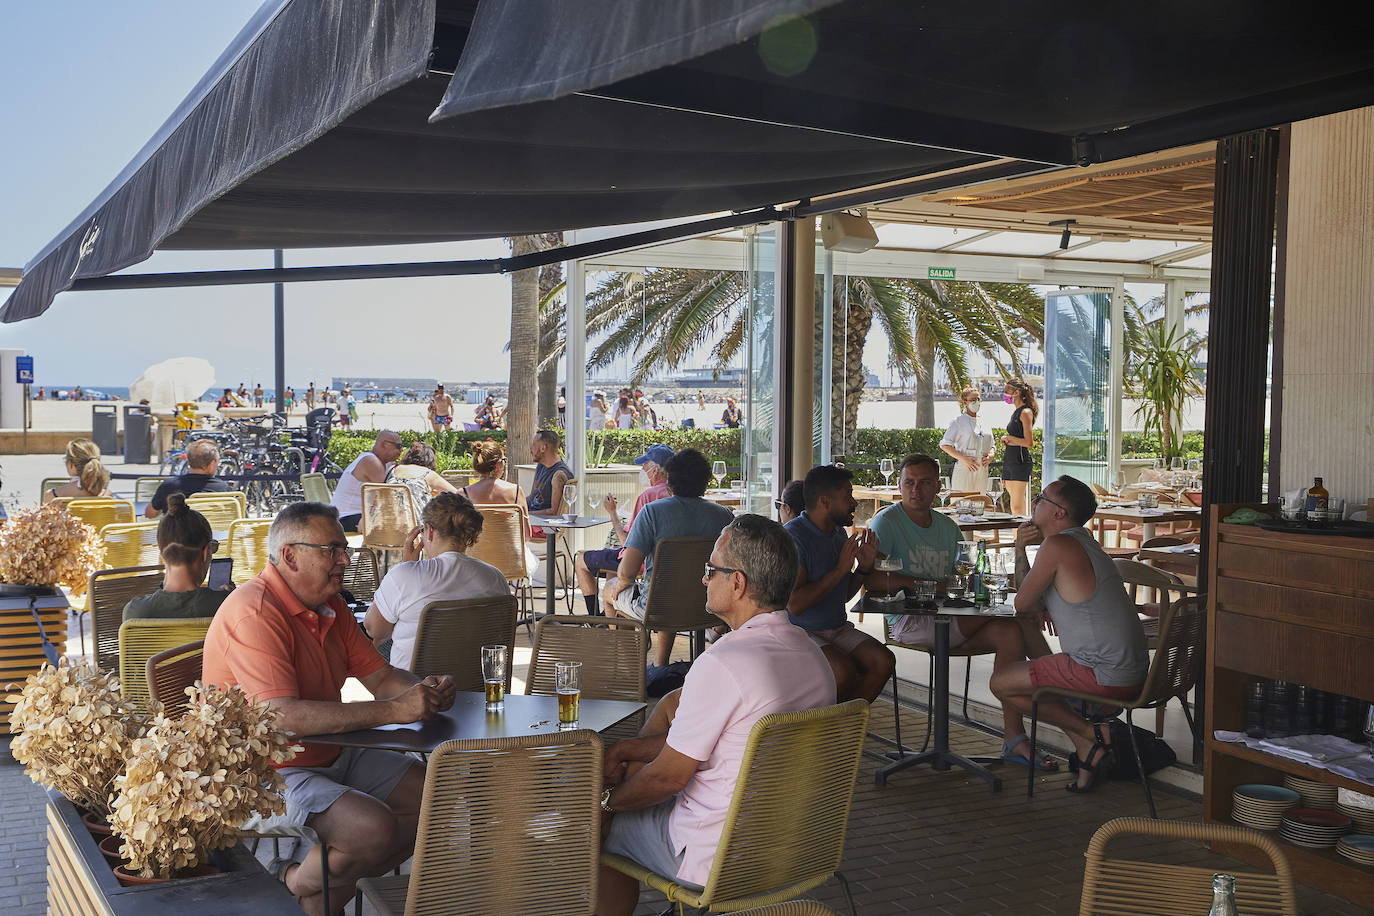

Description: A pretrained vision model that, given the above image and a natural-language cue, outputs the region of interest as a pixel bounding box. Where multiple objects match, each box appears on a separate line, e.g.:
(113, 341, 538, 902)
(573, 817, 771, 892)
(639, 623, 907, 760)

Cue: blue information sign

(15, 355, 34, 385)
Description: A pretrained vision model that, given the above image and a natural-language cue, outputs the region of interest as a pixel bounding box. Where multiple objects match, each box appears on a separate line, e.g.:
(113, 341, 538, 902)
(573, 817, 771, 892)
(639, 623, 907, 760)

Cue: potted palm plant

(1128, 323, 1203, 465)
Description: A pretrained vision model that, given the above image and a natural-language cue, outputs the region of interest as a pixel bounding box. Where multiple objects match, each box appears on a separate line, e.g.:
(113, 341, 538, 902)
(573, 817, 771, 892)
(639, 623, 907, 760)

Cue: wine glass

(712, 460, 727, 490)
(1111, 470, 1126, 496)
(986, 477, 1003, 510)
(562, 483, 578, 520)
(939, 476, 951, 501)
(874, 555, 903, 601)
(879, 458, 894, 487)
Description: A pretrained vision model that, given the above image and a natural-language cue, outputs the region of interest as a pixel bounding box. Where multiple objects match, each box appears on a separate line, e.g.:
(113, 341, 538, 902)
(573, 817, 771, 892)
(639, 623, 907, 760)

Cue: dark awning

(5, 0, 1373, 323)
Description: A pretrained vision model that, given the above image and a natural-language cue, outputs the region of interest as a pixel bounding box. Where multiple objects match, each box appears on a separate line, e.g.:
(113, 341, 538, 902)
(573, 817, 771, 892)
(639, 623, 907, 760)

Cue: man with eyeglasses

(204, 502, 456, 915)
(596, 515, 834, 916)
(330, 430, 404, 532)
(989, 475, 1148, 794)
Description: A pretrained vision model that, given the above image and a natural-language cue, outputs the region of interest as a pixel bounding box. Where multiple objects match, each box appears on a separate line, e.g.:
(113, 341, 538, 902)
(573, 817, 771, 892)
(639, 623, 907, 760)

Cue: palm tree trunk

(507, 236, 542, 481)
(536, 250, 563, 424)
(839, 297, 872, 455)
(915, 326, 936, 428)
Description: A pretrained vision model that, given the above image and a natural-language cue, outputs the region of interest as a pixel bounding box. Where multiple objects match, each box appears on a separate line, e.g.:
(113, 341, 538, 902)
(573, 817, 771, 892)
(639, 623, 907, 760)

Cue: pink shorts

(1028, 654, 1140, 701)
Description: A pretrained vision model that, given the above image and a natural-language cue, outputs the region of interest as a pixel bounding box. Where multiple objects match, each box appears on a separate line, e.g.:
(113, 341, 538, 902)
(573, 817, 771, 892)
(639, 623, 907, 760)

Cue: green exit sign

(928, 267, 956, 280)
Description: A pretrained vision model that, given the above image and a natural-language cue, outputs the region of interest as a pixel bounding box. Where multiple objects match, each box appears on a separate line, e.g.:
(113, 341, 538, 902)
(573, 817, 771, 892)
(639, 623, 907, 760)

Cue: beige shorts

(887, 614, 970, 649)
(603, 579, 646, 618)
(807, 620, 881, 655)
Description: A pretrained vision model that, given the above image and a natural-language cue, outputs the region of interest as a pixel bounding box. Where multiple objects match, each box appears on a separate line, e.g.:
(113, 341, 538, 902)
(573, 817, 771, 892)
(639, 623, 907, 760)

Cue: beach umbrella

(129, 357, 216, 409)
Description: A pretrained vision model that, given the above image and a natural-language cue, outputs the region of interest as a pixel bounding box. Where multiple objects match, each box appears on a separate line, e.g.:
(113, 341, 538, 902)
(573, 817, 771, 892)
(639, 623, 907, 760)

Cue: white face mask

(638, 468, 651, 487)
(965, 400, 981, 415)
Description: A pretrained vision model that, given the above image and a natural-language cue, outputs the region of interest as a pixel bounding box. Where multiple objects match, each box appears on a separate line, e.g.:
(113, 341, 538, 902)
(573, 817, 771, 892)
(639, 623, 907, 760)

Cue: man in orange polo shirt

(204, 502, 455, 916)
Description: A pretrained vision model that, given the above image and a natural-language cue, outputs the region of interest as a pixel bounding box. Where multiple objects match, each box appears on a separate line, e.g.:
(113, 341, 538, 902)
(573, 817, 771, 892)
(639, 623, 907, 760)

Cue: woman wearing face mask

(1000, 378, 1039, 515)
(939, 387, 995, 495)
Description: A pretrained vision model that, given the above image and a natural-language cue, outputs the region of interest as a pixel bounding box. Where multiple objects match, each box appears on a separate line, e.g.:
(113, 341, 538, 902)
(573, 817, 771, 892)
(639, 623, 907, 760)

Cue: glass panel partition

(1043, 288, 1113, 489)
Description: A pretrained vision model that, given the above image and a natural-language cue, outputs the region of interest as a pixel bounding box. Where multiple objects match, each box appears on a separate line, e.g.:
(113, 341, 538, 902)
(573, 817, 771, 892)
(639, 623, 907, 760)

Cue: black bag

(646, 660, 693, 698)
(1106, 717, 1177, 780)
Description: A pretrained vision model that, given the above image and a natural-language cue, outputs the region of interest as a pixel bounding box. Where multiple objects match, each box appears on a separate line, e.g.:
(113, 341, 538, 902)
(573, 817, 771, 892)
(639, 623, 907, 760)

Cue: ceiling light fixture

(1049, 218, 1077, 250)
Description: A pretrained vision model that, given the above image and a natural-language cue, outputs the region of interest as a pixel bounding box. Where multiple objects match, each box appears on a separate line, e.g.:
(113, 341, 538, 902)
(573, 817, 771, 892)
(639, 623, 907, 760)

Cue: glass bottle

(1207, 873, 1237, 916)
(1305, 477, 1328, 514)
(973, 540, 991, 606)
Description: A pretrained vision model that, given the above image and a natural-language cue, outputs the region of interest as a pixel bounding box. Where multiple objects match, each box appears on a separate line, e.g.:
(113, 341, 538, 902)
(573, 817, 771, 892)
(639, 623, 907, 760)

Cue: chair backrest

(946, 491, 994, 508)
(1089, 482, 1112, 498)
(99, 521, 162, 570)
(134, 477, 170, 501)
(1182, 489, 1203, 507)
(468, 505, 530, 581)
(227, 518, 274, 584)
(701, 700, 870, 906)
(187, 493, 246, 528)
(361, 483, 416, 550)
(410, 595, 518, 687)
(1137, 595, 1206, 705)
(300, 472, 332, 504)
(119, 618, 215, 712)
(1079, 816, 1296, 915)
(39, 477, 69, 503)
(1139, 536, 1184, 549)
(405, 731, 602, 916)
(67, 498, 135, 533)
(440, 469, 473, 488)
(641, 536, 720, 634)
(528, 616, 646, 741)
(341, 546, 381, 607)
(144, 640, 205, 718)
(732, 903, 838, 916)
(1114, 558, 1184, 609)
(89, 565, 165, 670)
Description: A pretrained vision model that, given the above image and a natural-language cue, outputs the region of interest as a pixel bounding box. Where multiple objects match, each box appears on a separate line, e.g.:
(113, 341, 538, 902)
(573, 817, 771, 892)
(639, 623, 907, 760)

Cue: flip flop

(1000, 734, 1060, 772)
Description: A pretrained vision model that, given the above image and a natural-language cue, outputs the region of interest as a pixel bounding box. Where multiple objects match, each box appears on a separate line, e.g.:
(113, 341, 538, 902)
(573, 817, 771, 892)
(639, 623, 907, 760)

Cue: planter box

(45, 792, 298, 914)
(1, 585, 69, 735)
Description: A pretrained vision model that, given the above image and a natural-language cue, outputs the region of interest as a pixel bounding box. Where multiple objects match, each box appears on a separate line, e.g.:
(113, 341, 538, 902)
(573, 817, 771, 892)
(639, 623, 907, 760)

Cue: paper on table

(1169, 544, 1200, 553)
(375, 721, 427, 732)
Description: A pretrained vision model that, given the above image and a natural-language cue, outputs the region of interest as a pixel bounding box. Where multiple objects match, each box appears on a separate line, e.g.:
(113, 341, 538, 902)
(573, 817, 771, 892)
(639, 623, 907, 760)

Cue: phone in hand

(207, 557, 234, 591)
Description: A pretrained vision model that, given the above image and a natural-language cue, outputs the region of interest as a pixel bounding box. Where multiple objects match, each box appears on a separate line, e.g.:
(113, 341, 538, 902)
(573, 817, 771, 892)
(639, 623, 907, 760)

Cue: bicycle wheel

(217, 455, 241, 480)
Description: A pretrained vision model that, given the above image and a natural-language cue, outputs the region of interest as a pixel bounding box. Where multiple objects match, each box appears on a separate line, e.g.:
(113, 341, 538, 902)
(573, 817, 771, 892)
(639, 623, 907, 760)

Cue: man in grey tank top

(989, 475, 1148, 793)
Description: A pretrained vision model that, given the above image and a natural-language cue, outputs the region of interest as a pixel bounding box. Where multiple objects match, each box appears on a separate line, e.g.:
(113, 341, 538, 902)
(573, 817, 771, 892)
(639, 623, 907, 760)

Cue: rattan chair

(300, 472, 332, 504)
(603, 699, 868, 914)
(639, 536, 721, 659)
(358, 730, 603, 916)
(1028, 595, 1205, 818)
(439, 469, 474, 488)
(134, 476, 170, 501)
(99, 521, 162, 570)
(735, 902, 838, 916)
(187, 493, 246, 529)
(1116, 558, 1196, 740)
(361, 483, 416, 551)
(341, 545, 381, 610)
(877, 616, 992, 759)
(527, 616, 647, 742)
(1078, 817, 1297, 915)
(409, 595, 518, 687)
(38, 476, 69, 503)
(66, 498, 135, 532)
(88, 564, 165, 669)
(468, 504, 533, 615)
(144, 640, 204, 718)
(119, 618, 215, 712)
(227, 518, 274, 584)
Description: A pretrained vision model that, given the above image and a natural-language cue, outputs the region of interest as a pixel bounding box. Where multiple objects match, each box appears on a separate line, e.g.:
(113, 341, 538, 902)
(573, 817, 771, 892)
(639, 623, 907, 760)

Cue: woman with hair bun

(362, 492, 510, 671)
(460, 439, 540, 573)
(1000, 378, 1040, 516)
(44, 438, 112, 502)
(387, 440, 459, 515)
(122, 493, 230, 621)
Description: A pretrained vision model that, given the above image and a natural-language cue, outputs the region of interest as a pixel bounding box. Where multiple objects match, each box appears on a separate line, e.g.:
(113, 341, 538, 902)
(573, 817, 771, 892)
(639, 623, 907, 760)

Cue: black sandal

(1066, 724, 1114, 794)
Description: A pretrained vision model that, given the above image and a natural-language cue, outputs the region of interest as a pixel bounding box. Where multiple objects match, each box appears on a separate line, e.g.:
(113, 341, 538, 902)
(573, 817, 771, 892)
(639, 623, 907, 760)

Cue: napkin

(1169, 544, 1200, 553)
(957, 514, 976, 522)
(1139, 508, 1163, 516)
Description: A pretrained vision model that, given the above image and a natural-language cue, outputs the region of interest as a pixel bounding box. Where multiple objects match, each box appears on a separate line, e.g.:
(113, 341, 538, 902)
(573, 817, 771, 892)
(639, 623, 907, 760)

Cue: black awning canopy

(5, 0, 1372, 322)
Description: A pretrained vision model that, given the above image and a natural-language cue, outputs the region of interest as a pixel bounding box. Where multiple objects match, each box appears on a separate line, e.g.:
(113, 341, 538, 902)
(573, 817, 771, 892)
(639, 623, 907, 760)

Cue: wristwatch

(600, 786, 615, 814)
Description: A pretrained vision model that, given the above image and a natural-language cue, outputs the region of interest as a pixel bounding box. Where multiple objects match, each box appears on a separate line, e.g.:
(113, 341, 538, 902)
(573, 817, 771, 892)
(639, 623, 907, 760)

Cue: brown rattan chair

(1028, 595, 1205, 818)
(735, 902, 838, 916)
(361, 482, 417, 550)
(439, 469, 473, 488)
(1116, 558, 1196, 740)
(88, 564, 165, 669)
(409, 595, 518, 688)
(469, 504, 531, 586)
(527, 615, 647, 742)
(602, 699, 868, 914)
(144, 640, 204, 718)
(1078, 817, 1297, 915)
(639, 535, 721, 659)
(357, 730, 603, 916)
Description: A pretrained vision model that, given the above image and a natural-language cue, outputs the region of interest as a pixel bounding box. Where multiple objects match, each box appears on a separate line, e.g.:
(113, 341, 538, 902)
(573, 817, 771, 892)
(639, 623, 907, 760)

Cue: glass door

(1043, 288, 1113, 489)
(740, 224, 777, 515)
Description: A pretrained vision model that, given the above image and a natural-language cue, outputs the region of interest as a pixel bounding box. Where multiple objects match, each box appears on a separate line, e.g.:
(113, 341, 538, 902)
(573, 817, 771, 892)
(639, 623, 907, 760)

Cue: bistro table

(305, 691, 646, 753)
(870, 597, 1013, 792)
(1094, 503, 1201, 542)
(703, 488, 743, 507)
(938, 508, 1027, 541)
(534, 513, 611, 617)
(852, 485, 902, 503)
(1136, 542, 1201, 586)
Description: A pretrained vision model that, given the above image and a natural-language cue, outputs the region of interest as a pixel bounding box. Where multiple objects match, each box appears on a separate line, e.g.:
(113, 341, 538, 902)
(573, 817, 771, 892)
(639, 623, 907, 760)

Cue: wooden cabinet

(1204, 504, 1374, 907)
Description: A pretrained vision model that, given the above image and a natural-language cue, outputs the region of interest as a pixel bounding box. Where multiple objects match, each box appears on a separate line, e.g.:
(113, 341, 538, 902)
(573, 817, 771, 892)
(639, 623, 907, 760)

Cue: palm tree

(506, 233, 562, 478)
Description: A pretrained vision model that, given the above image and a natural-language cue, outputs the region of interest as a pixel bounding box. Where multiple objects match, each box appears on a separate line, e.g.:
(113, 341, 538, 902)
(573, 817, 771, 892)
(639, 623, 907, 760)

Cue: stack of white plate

(1279, 808, 1352, 848)
(1232, 784, 1300, 830)
(1282, 774, 1338, 809)
(1337, 789, 1374, 834)
(1336, 834, 1374, 866)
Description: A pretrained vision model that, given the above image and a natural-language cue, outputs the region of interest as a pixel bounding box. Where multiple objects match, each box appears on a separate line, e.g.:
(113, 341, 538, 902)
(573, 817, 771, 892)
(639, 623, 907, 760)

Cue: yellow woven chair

(527, 616, 647, 743)
(99, 521, 162, 570)
(409, 595, 518, 686)
(639, 536, 721, 659)
(602, 699, 869, 914)
(300, 472, 332, 504)
(361, 482, 417, 552)
(187, 492, 246, 529)
(134, 477, 169, 501)
(88, 564, 165, 669)
(358, 731, 603, 916)
(144, 640, 204, 718)
(1079, 817, 1297, 915)
(735, 903, 838, 916)
(66, 498, 135, 532)
(38, 476, 69, 503)
(226, 518, 274, 584)
(119, 618, 214, 712)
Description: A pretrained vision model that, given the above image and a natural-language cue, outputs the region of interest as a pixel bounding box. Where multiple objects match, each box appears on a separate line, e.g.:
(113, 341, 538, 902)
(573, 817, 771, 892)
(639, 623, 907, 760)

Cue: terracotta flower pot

(114, 863, 220, 887)
(97, 834, 127, 868)
(81, 811, 112, 837)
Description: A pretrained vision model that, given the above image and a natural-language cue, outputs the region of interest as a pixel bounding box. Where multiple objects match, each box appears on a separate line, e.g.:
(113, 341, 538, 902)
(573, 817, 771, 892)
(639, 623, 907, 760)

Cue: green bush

(328, 429, 506, 473)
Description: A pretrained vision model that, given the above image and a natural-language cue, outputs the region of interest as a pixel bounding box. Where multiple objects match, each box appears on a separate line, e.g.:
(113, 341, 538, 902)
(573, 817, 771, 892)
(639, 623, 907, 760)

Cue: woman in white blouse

(939, 387, 995, 494)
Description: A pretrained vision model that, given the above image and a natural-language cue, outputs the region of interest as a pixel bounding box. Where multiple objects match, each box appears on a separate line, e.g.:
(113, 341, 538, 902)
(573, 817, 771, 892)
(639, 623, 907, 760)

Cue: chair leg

(961, 656, 973, 722)
(319, 841, 330, 916)
(77, 612, 86, 658)
(1027, 701, 1039, 799)
(1179, 696, 1200, 765)
(836, 869, 858, 916)
(1124, 708, 1157, 818)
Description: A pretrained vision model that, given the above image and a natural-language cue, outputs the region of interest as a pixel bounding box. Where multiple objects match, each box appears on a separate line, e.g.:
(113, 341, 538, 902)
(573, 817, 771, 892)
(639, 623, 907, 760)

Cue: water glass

(556, 661, 582, 729)
(912, 579, 938, 608)
(939, 476, 951, 495)
(562, 483, 578, 520)
(481, 644, 507, 711)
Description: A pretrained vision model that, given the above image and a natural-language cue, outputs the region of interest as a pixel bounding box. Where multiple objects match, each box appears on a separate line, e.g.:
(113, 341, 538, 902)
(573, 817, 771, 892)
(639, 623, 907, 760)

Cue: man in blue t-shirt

(784, 465, 895, 702)
(606, 449, 734, 666)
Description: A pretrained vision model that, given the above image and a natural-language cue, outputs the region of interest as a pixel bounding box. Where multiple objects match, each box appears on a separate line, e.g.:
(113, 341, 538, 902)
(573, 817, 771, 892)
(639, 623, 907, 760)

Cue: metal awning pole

(273, 250, 285, 411)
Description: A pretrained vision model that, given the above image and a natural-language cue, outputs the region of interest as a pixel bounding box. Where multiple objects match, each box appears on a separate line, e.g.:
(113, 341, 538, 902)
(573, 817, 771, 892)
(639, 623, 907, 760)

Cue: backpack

(1106, 717, 1177, 780)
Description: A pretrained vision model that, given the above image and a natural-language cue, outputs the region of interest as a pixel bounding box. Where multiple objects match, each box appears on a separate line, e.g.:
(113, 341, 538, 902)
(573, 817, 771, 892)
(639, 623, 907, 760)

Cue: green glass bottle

(973, 540, 991, 605)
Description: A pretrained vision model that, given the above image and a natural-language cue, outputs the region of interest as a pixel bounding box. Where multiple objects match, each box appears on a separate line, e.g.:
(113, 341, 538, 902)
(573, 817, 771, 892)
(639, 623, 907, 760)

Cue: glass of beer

(556, 660, 582, 729)
(481, 644, 507, 712)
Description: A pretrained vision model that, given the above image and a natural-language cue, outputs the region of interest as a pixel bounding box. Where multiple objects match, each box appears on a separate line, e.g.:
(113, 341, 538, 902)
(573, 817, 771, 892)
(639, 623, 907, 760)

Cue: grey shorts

(807, 620, 880, 655)
(604, 797, 700, 889)
(242, 746, 416, 834)
(604, 579, 646, 619)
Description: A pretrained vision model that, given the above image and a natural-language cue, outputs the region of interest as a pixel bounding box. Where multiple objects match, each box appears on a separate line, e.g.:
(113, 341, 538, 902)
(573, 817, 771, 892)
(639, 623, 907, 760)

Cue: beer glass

(556, 660, 582, 729)
(481, 644, 507, 711)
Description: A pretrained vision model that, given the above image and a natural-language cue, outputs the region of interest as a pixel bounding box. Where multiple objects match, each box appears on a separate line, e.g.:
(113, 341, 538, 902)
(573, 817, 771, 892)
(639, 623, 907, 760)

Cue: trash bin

(123, 405, 153, 464)
(91, 405, 118, 455)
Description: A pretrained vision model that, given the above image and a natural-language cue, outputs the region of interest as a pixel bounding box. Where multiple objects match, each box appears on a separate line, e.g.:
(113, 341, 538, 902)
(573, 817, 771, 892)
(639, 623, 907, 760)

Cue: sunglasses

(703, 562, 742, 580)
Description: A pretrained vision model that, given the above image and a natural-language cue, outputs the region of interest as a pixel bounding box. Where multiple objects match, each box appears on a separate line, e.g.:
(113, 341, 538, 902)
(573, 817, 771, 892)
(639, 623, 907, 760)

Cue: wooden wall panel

(1280, 107, 1374, 509)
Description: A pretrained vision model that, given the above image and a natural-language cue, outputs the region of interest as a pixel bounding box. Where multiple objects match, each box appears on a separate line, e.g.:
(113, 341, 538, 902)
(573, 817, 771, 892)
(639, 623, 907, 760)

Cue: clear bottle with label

(1206, 873, 1237, 915)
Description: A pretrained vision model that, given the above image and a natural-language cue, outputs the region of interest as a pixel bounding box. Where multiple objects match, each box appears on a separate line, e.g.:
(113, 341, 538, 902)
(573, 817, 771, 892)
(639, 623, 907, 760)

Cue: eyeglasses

(1032, 492, 1065, 511)
(773, 499, 784, 511)
(703, 562, 742, 580)
(289, 542, 353, 561)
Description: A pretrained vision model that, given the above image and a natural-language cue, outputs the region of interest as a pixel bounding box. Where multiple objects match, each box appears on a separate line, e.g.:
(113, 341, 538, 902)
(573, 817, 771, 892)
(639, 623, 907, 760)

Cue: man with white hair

(330, 430, 403, 532)
(203, 502, 455, 915)
(145, 438, 231, 518)
(573, 443, 674, 615)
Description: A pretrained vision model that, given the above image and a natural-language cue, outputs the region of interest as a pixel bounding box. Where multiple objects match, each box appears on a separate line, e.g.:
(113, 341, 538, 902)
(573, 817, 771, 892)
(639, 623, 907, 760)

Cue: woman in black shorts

(1000, 378, 1038, 515)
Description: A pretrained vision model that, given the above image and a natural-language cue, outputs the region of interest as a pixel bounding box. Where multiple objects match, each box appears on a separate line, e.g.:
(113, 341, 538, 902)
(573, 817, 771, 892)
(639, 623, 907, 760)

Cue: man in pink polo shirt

(596, 514, 836, 915)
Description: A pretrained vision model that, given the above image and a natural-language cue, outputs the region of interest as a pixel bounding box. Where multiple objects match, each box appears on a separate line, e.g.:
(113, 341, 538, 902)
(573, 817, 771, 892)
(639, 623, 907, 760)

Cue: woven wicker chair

(67, 498, 135, 532)
(144, 640, 204, 718)
(88, 565, 165, 669)
(1078, 817, 1297, 915)
(735, 902, 838, 916)
(1116, 558, 1197, 741)
(439, 469, 474, 488)
(134, 477, 169, 501)
(119, 618, 215, 712)
(300, 472, 332, 504)
(603, 699, 869, 914)
(341, 545, 381, 610)
(98, 521, 162, 570)
(227, 518, 274, 584)
(876, 616, 992, 760)
(639, 536, 721, 659)
(362, 483, 416, 552)
(468, 504, 533, 616)
(1028, 595, 1205, 818)
(187, 493, 246, 529)
(38, 476, 69, 503)
(527, 616, 647, 743)
(358, 730, 603, 916)
(409, 595, 518, 687)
